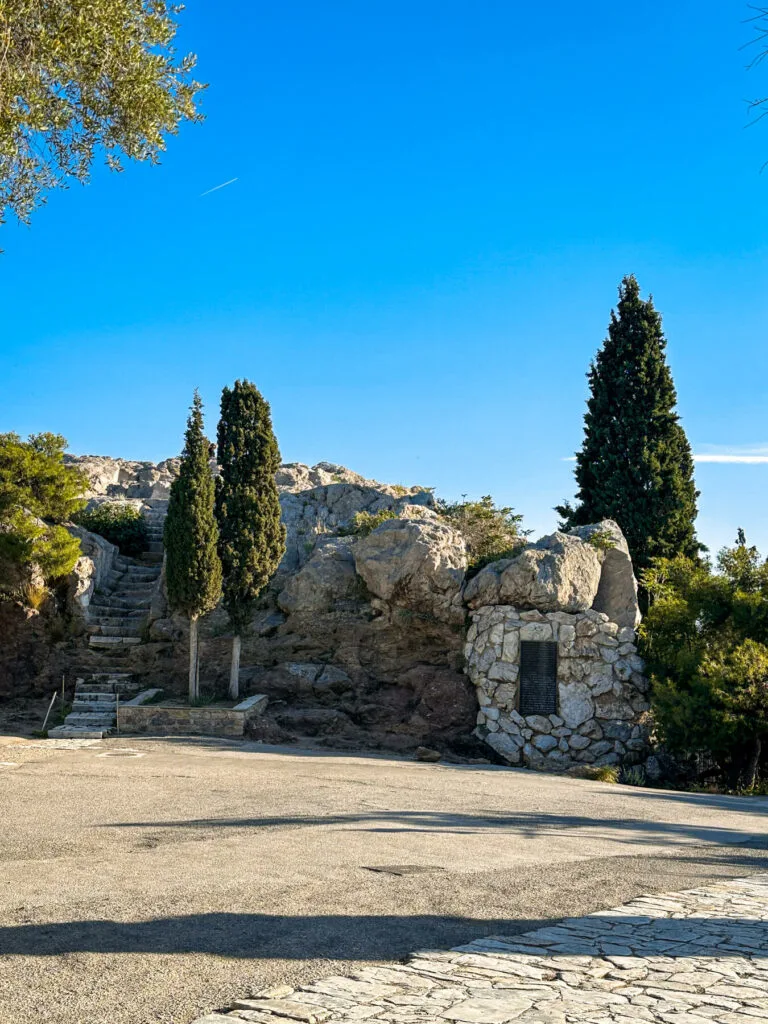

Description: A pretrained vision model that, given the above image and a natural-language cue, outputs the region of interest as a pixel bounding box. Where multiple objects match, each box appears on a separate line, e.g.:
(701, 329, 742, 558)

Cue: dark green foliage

(73, 502, 148, 557)
(437, 495, 526, 571)
(216, 380, 286, 634)
(557, 276, 700, 578)
(164, 392, 222, 619)
(641, 535, 768, 789)
(0, 432, 85, 593)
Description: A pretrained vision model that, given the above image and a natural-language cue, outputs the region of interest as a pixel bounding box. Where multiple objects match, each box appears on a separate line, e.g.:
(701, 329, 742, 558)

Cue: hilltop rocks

(277, 538, 359, 613)
(353, 517, 468, 625)
(64, 455, 181, 501)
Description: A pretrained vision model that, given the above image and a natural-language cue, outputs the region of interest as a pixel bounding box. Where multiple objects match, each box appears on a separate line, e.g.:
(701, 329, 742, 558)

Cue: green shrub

(641, 534, 768, 791)
(436, 494, 526, 571)
(619, 765, 646, 786)
(340, 508, 398, 537)
(587, 529, 617, 552)
(74, 502, 148, 557)
(0, 433, 85, 597)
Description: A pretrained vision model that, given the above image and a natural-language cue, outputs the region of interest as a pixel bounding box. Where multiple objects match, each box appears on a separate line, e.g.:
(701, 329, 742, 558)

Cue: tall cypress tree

(216, 380, 286, 699)
(557, 276, 700, 578)
(164, 391, 222, 700)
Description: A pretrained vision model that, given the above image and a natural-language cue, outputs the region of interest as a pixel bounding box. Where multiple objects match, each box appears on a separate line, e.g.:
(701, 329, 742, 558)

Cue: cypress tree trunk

(229, 634, 241, 700)
(189, 615, 199, 702)
(744, 735, 762, 791)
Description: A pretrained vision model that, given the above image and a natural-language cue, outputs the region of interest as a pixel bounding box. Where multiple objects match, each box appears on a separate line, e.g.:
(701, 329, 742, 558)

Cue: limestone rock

(65, 525, 118, 617)
(465, 532, 602, 613)
(277, 537, 359, 613)
(353, 516, 467, 624)
(569, 520, 641, 629)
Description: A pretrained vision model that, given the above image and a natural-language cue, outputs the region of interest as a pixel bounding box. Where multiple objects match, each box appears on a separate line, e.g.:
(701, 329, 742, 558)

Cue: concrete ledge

(117, 694, 268, 738)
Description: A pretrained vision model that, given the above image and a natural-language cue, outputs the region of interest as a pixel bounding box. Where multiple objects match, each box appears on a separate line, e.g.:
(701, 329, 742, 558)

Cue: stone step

(48, 725, 109, 739)
(90, 596, 152, 610)
(87, 607, 146, 619)
(137, 552, 164, 564)
(72, 699, 118, 713)
(73, 687, 117, 699)
(89, 636, 142, 648)
(109, 567, 160, 581)
(88, 616, 146, 629)
(88, 624, 144, 638)
(63, 712, 116, 727)
(146, 541, 164, 553)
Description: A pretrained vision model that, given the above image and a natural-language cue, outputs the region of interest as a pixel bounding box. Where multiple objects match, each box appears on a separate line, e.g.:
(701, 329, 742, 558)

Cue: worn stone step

(72, 700, 118, 713)
(63, 712, 116, 726)
(48, 726, 108, 739)
(89, 636, 142, 648)
(137, 552, 164, 564)
(88, 624, 144, 638)
(90, 595, 152, 610)
(110, 567, 160, 581)
(87, 607, 146, 619)
(73, 687, 116, 699)
(146, 541, 164, 553)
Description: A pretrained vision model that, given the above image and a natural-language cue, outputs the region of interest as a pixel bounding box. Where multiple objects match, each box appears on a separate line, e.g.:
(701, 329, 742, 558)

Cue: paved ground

(197, 874, 768, 1023)
(0, 735, 767, 1024)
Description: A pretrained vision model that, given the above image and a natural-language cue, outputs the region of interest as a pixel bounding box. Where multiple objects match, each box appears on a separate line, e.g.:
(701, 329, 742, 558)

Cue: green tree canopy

(216, 380, 285, 697)
(0, 432, 86, 595)
(0, 0, 204, 227)
(164, 392, 221, 698)
(557, 276, 700, 579)
(641, 536, 768, 789)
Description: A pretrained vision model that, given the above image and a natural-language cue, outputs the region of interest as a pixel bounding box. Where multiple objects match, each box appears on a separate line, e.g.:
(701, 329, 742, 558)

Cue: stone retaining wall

(118, 694, 267, 738)
(465, 605, 650, 769)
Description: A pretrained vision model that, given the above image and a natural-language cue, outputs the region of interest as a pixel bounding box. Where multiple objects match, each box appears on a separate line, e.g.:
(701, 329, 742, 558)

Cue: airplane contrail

(200, 177, 238, 197)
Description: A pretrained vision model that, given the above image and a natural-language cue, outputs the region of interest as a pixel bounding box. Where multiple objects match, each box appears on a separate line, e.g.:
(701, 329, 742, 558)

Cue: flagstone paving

(193, 874, 768, 1024)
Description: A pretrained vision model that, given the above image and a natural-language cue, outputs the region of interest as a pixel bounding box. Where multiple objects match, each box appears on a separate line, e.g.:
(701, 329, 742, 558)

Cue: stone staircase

(86, 501, 167, 651)
(48, 673, 139, 738)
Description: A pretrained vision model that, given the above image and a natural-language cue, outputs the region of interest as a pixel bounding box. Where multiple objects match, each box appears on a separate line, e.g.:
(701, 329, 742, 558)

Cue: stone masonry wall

(465, 605, 651, 769)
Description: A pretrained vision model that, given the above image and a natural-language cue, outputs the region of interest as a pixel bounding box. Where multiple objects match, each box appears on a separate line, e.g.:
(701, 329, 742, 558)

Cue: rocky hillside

(57, 456, 479, 755)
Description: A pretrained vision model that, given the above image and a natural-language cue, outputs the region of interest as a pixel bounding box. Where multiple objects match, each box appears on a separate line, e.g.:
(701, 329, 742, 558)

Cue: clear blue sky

(2, 1, 767, 556)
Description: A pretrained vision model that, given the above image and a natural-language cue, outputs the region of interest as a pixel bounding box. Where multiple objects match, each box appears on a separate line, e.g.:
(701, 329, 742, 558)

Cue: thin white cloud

(694, 444, 768, 465)
(561, 456, 577, 462)
(695, 453, 768, 464)
(200, 177, 238, 198)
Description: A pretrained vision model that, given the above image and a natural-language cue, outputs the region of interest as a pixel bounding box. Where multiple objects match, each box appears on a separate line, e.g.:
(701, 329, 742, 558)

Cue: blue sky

(2, 1, 767, 555)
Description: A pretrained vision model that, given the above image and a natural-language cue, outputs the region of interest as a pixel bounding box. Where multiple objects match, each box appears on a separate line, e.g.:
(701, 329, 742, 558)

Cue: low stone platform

(117, 693, 268, 738)
(193, 874, 768, 1024)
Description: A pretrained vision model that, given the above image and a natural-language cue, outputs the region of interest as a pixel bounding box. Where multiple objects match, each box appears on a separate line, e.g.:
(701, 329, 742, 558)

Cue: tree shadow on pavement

(2, 906, 767, 961)
(99, 807, 768, 850)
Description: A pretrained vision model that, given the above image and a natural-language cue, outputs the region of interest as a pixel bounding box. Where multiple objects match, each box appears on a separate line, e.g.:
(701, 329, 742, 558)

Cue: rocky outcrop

(65, 525, 118, 623)
(568, 521, 641, 629)
(353, 517, 467, 625)
(64, 455, 181, 501)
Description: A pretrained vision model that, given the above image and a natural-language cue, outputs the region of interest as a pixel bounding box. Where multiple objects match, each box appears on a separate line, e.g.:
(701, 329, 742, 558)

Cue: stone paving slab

(191, 875, 768, 1024)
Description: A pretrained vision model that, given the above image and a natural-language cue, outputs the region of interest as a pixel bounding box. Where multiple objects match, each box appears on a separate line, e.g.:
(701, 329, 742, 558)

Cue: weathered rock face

(353, 517, 467, 625)
(65, 525, 118, 624)
(64, 455, 181, 501)
(568, 521, 641, 629)
(54, 457, 477, 756)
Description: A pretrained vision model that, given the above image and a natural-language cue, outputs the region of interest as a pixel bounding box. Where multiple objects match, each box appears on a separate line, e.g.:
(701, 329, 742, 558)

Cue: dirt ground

(0, 733, 767, 1024)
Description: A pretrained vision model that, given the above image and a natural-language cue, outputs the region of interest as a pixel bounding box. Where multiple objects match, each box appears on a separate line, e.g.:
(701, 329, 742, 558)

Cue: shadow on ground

(100, 807, 768, 850)
(2, 908, 767, 961)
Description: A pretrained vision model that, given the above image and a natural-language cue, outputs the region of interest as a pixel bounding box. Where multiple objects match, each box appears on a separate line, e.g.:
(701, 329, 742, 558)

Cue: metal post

(41, 692, 58, 734)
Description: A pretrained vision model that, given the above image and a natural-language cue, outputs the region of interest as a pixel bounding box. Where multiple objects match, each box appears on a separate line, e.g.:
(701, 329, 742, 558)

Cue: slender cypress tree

(557, 276, 700, 577)
(216, 380, 286, 699)
(164, 391, 222, 700)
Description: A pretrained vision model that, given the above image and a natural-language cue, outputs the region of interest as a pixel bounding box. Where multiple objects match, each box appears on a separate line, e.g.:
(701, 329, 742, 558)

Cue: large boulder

(65, 525, 118, 617)
(353, 517, 467, 624)
(568, 521, 641, 629)
(464, 531, 602, 613)
(64, 455, 181, 500)
(277, 537, 359, 613)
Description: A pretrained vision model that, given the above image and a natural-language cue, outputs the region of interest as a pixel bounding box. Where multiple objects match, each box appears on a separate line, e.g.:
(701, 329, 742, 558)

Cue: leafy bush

(340, 508, 398, 537)
(587, 529, 617, 552)
(641, 534, 768, 790)
(436, 495, 526, 571)
(0, 433, 85, 597)
(74, 502, 148, 557)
